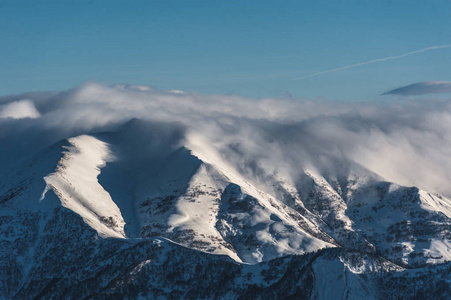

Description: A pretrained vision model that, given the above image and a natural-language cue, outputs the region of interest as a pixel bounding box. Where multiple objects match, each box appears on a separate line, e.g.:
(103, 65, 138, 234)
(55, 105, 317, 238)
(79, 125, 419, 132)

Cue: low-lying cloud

(384, 81, 451, 96)
(2, 82, 451, 197)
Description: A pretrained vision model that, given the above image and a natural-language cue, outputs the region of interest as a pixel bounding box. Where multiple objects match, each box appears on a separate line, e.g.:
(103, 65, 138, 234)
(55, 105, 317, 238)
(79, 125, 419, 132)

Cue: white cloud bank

(2, 82, 451, 196)
(0, 99, 40, 119)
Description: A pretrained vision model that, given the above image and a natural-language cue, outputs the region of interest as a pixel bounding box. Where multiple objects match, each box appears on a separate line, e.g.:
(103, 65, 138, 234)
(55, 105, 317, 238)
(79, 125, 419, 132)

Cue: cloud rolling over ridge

(2, 82, 451, 197)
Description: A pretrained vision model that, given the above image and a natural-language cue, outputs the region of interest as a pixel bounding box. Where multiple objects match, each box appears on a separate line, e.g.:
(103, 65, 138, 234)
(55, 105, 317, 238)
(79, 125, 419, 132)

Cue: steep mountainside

(1, 119, 451, 299)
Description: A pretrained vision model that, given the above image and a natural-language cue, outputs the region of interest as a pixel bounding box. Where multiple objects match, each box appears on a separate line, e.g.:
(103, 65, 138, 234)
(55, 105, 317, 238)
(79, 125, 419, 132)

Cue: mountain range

(1, 118, 451, 299)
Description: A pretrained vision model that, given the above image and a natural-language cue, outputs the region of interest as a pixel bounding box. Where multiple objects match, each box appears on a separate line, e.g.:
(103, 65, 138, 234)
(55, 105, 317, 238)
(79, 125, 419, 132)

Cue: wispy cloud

(294, 45, 451, 80)
(383, 81, 451, 96)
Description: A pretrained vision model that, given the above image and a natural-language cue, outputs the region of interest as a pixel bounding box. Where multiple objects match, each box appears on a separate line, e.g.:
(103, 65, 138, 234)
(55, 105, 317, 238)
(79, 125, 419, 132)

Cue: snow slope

(1, 118, 451, 272)
(13, 122, 450, 267)
(134, 140, 334, 263)
(30, 129, 334, 264)
(1, 119, 451, 298)
(41, 135, 126, 238)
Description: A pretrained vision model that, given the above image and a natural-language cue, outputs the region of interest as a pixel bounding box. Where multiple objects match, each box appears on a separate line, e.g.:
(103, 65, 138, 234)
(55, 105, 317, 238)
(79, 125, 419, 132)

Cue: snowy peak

(136, 143, 334, 263)
(41, 135, 126, 238)
(29, 130, 333, 264)
(2, 119, 451, 268)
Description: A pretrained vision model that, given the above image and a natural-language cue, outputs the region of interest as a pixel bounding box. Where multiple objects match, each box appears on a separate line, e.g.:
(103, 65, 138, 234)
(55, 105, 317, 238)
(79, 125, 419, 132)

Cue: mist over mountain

(3, 82, 451, 195)
(1, 83, 451, 299)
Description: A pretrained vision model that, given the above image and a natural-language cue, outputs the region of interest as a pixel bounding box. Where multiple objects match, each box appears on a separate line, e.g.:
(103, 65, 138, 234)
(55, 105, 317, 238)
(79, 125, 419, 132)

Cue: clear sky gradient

(1, 0, 451, 100)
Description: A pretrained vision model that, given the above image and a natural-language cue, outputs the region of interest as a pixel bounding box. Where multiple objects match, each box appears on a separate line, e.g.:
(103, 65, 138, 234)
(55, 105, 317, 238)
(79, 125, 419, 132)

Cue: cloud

(295, 45, 451, 80)
(2, 82, 451, 197)
(383, 81, 451, 96)
(0, 99, 41, 119)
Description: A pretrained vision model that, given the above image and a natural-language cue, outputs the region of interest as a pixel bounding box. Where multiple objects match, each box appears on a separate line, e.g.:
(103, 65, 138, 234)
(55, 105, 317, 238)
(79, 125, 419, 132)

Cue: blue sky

(1, 0, 451, 100)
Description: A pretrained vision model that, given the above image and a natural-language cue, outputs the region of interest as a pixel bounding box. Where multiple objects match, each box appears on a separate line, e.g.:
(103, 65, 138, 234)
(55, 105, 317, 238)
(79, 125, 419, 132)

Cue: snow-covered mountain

(1, 117, 451, 299)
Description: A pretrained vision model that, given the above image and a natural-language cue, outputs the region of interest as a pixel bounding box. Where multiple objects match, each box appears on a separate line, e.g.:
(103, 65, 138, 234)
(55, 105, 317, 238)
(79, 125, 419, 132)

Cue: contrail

(294, 44, 451, 80)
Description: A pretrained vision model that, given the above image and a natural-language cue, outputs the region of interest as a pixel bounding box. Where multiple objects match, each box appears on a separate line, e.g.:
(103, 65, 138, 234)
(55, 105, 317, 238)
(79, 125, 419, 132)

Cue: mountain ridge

(1, 118, 451, 298)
